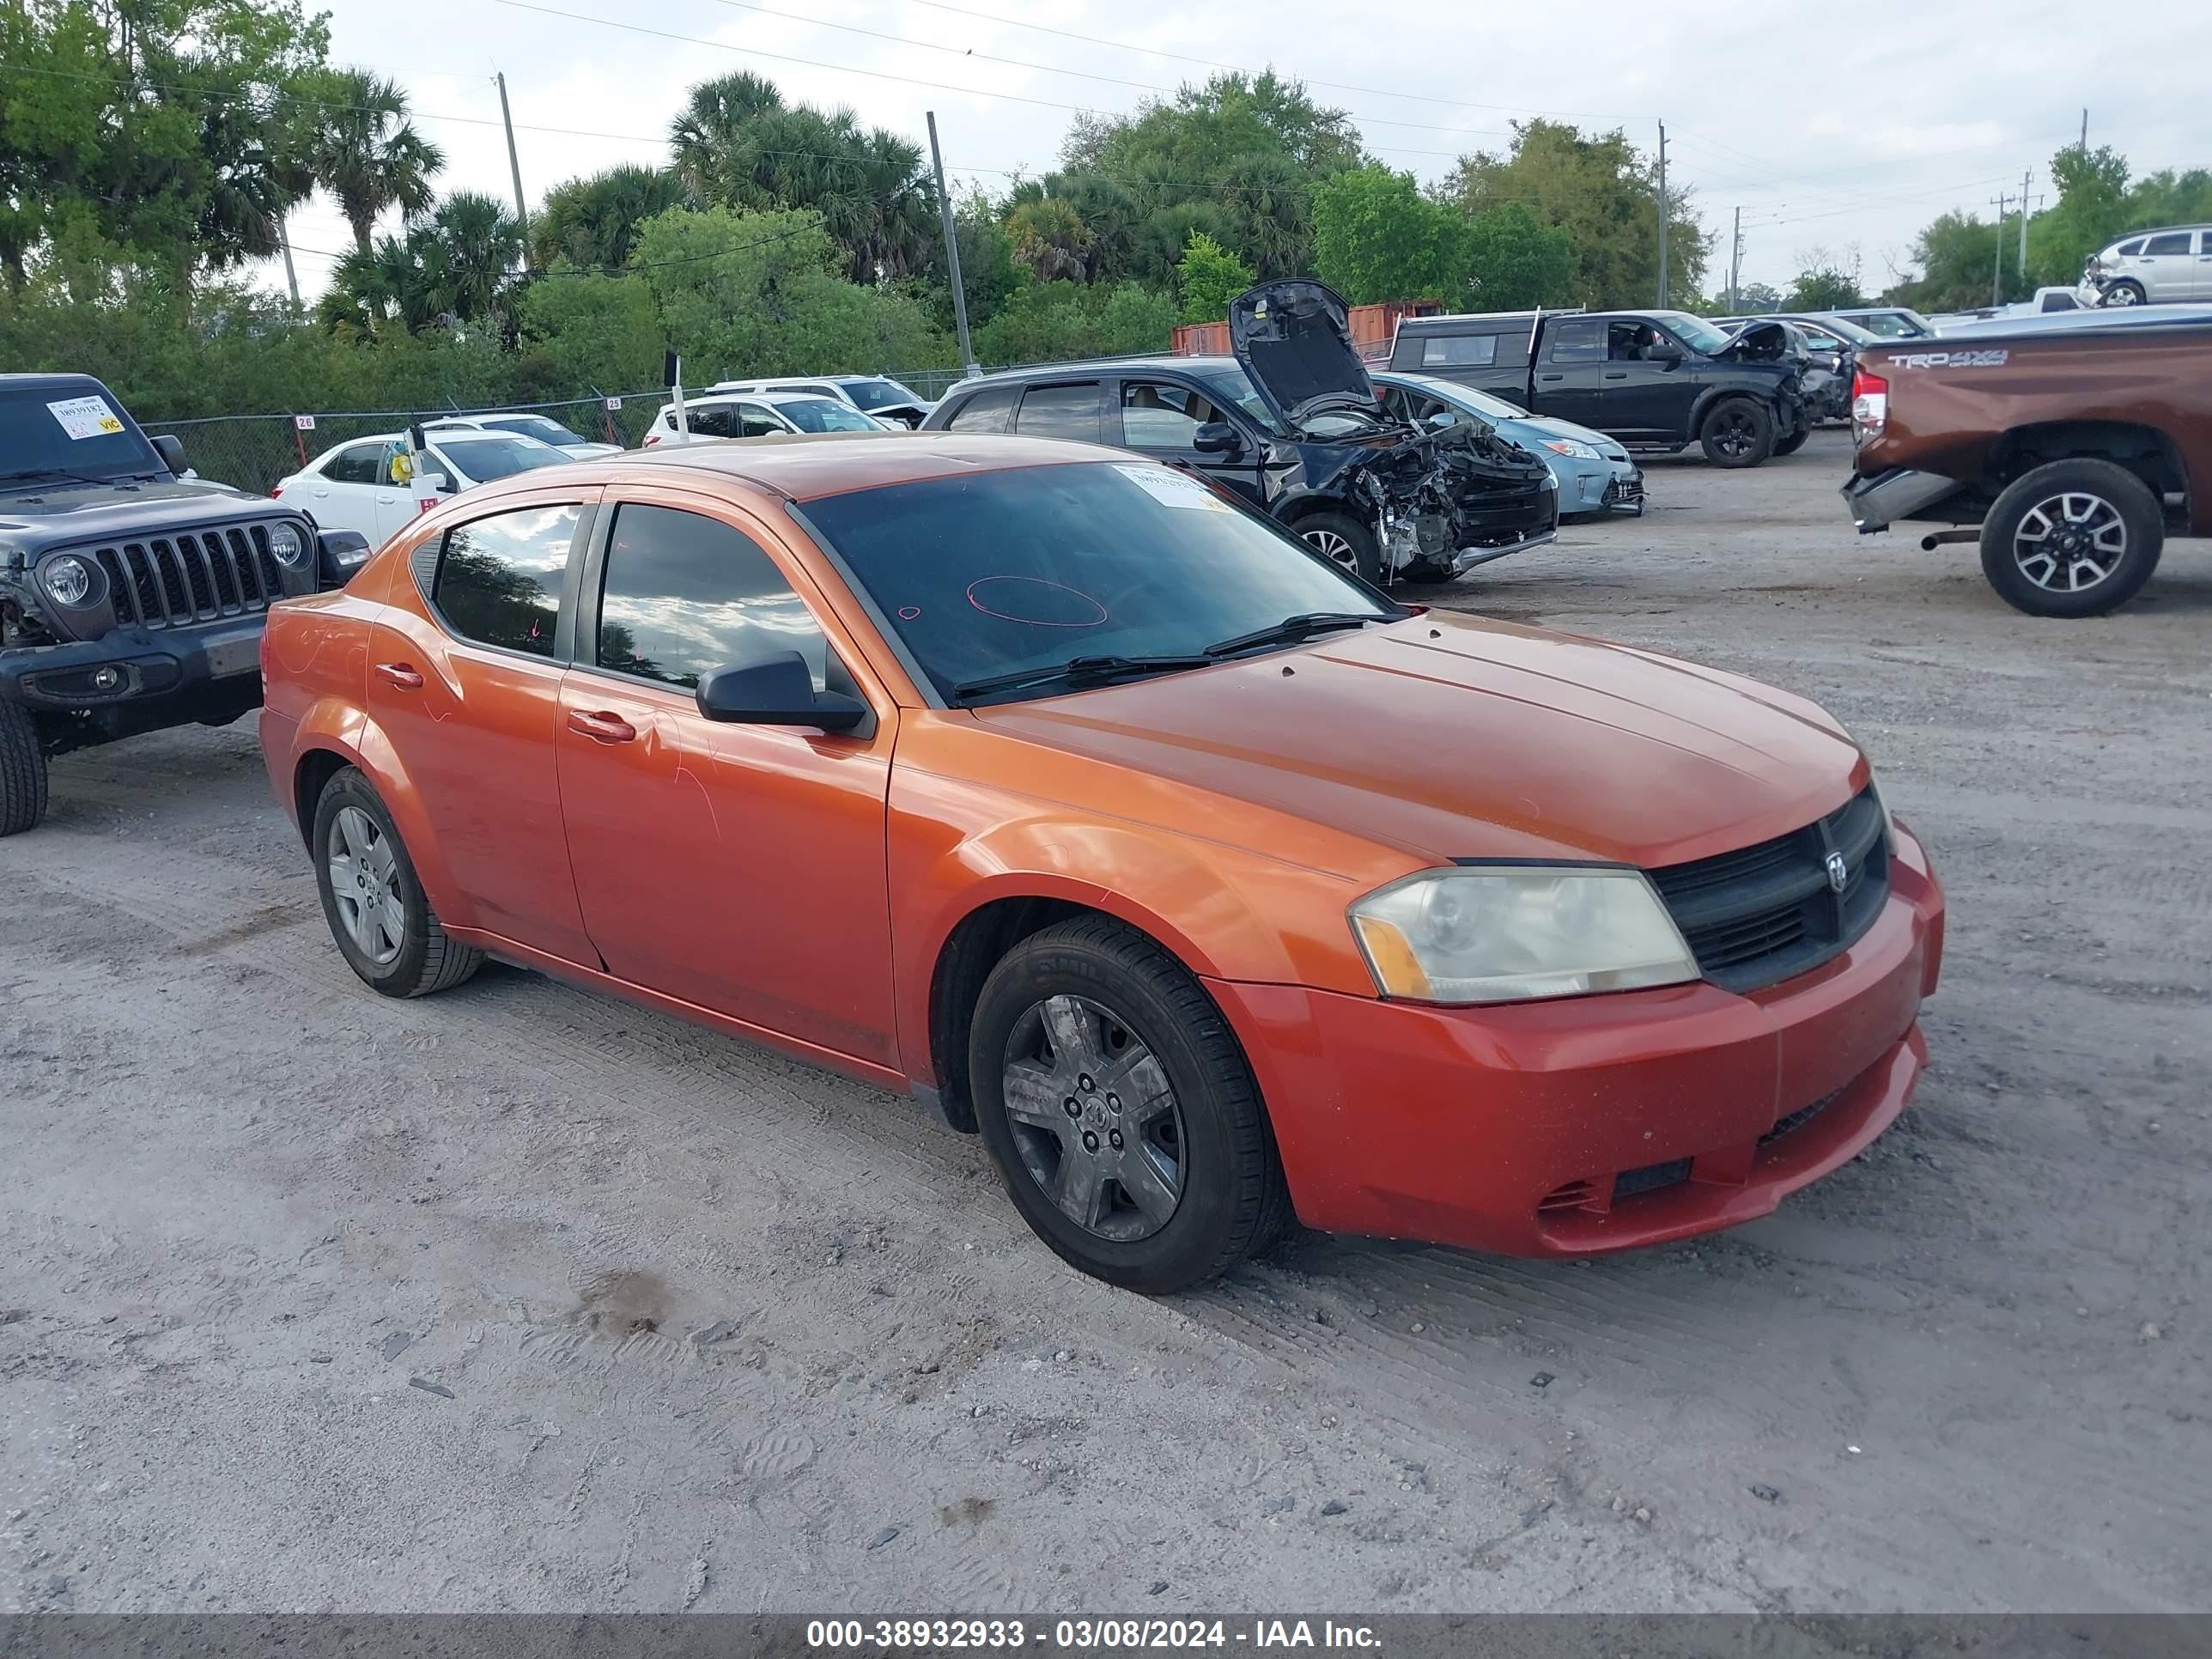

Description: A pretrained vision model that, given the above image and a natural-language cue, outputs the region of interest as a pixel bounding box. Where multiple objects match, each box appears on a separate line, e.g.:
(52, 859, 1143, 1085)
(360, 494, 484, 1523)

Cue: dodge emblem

(1825, 852, 1850, 894)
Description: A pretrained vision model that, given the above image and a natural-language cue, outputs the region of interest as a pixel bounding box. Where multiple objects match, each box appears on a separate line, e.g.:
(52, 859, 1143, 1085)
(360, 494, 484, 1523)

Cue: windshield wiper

(1203, 611, 1389, 659)
(953, 653, 1214, 701)
(0, 468, 120, 488)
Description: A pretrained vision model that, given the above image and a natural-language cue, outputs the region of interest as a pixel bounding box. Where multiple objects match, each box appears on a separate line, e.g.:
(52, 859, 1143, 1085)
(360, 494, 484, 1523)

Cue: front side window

(2142, 232, 2192, 256)
(1119, 381, 1222, 450)
(733, 404, 785, 438)
(687, 404, 736, 440)
(795, 460, 1398, 704)
(1013, 383, 1103, 441)
(945, 385, 1018, 433)
(1420, 333, 1498, 368)
(594, 503, 830, 691)
(434, 504, 580, 658)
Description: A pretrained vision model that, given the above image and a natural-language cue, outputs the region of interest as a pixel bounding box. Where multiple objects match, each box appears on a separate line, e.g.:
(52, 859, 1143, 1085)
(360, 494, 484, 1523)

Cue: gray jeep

(0, 374, 368, 834)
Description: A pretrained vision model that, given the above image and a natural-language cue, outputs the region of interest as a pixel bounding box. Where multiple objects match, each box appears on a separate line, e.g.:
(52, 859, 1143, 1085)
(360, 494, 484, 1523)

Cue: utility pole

(1727, 206, 1742, 313)
(927, 111, 976, 374)
(1655, 121, 1669, 308)
(2019, 168, 2033, 279)
(276, 209, 302, 313)
(2081, 107, 2088, 150)
(1990, 192, 2010, 306)
(495, 72, 528, 264)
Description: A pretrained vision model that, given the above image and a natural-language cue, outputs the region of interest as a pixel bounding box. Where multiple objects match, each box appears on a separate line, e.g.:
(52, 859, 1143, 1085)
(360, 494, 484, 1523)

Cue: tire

(1773, 427, 1810, 457)
(1977, 459, 2164, 618)
(1292, 510, 1382, 585)
(2102, 280, 2146, 307)
(968, 915, 1292, 1293)
(0, 702, 48, 837)
(311, 766, 483, 998)
(1699, 397, 1775, 468)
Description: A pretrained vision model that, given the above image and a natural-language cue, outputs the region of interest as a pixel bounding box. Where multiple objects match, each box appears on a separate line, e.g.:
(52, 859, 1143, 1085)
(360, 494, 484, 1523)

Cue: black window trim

(1107, 371, 1251, 453)
(1012, 378, 1106, 441)
(413, 489, 599, 667)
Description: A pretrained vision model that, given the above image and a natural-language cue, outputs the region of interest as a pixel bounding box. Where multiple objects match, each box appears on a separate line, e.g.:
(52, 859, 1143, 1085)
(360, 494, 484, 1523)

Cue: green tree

(1174, 231, 1254, 324)
(1006, 197, 1095, 283)
(532, 164, 684, 272)
(668, 71, 786, 207)
(1443, 118, 1708, 309)
(1786, 265, 1864, 310)
(1894, 210, 2002, 311)
(1459, 202, 1577, 310)
(300, 68, 445, 256)
(330, 191, 521, 335)
(1311, 164, 1467, 304)
(971, 279, 1175, 363)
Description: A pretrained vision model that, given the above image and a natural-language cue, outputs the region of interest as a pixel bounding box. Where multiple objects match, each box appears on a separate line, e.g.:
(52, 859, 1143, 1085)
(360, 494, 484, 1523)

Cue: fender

(285, 701, 475, 933)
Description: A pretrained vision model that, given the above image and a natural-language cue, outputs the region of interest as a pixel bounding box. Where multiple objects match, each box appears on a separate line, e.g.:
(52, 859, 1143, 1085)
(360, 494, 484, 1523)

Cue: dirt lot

(3, 430, 2208, 1615)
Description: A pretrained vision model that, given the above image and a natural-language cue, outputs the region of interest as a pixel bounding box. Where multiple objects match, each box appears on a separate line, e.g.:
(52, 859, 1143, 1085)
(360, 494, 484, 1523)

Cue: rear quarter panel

(259, 556, 391, 829)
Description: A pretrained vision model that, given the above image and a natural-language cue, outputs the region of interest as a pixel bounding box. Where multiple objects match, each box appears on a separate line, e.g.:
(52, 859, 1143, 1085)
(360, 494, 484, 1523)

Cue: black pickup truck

(1386, 309, 1810, 468)
(0, 373, 368, 834)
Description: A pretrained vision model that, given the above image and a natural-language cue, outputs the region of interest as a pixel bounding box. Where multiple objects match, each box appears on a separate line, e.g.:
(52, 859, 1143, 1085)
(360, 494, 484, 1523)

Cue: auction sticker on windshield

(48, 394, 125, 441)
(1115, 463, 1226, 511)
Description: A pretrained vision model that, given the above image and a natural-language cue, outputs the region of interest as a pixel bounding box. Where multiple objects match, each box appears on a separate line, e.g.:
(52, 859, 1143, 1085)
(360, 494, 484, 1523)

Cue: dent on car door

(555, 495, 898, 1067)
(368, 489, 599, 963)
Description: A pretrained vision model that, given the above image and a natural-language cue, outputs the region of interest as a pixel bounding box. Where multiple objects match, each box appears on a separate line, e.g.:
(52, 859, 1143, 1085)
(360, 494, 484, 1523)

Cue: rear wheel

(1292, 511, 1382, 585)
(1699, 397, 1774, 468)
(968, 915, 1291, 1293)
(312, 767, 483, 997)
(0, 702, 48, 837)
(1978, 459, 2164, 617)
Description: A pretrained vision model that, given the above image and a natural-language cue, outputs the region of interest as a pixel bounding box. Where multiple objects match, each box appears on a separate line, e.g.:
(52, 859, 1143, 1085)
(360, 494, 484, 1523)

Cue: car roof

(482, 432, 1136, 502)
(0, 372, 112, 393)
(950, 356, 1233, 391)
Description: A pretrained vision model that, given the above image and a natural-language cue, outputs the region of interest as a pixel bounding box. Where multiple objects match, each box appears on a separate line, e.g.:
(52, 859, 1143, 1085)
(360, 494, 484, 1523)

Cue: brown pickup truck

(1841, 319, 2212, 616)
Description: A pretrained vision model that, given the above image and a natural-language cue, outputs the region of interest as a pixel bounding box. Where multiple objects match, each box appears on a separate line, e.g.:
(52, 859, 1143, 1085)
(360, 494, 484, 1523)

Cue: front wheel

(968, 915, 1291, 1293)
(2101, 280, 2146, 307)
(1292, 511, 1383, 585)
(1978, 459, 2164, 617)
(0, 702, 49, 836)
(1699, 397, 1774, 468)
(312, 766, 483, 997)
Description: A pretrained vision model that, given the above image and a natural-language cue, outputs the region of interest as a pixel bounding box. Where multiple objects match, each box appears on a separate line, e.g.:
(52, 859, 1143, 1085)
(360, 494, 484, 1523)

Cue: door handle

(374, 661, 423, 690)
(1603, 371, 1628, 380)
(567, 709, 637, 744)
(1538, 373, 1565, 382)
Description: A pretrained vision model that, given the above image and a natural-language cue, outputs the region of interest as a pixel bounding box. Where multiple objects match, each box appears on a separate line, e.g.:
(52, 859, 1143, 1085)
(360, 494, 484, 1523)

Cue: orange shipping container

(1171, 299, 1443, 362)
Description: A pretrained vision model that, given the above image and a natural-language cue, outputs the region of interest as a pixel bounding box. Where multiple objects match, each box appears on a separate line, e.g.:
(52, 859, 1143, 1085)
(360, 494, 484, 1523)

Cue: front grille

(1648, 788, 1890, 994)
(1602, 475, 1644, 505)
(88, 524, 290, 630)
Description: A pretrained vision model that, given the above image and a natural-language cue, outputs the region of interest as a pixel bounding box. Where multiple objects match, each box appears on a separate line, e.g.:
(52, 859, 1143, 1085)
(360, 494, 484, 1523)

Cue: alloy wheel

(1712, 409, 1757, 459)
(2014, 491, 2126, 593)
(999, 994, 1187, 1243)
(328, 805, 404, 965)
(1302, 528, 1358, 572)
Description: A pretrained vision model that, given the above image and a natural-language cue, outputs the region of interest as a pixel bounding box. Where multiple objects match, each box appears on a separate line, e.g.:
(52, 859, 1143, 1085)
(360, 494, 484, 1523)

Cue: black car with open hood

(923, 281, 1557, 586)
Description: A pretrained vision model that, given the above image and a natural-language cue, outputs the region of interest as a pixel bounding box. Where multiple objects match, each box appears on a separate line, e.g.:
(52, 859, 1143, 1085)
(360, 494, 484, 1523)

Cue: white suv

(708, 375, 935, 428)
(2087, 226, 2212, 306)
(642, 391, 890, 447)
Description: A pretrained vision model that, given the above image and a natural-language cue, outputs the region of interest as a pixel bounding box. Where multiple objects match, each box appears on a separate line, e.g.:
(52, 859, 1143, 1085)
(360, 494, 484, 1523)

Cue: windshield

(796, 461, 1398, 704)
(0, 384, 162, 484)
(776, 398, 883, 434)
(484, 414, 591, 447)
(1187, 365, 1288, 436)
(839, 379, 923, 411)
(1845, 311, 1928, 338)
(434, 435, 570, 483)
(1807, 315, 1881, 346)
(1392, 375, 1527, 422)
(1650, 312, 1731, 355)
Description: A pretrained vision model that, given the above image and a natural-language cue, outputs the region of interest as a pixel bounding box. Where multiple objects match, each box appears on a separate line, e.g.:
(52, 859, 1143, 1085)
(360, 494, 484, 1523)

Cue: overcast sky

(270, 0, 2212, 306)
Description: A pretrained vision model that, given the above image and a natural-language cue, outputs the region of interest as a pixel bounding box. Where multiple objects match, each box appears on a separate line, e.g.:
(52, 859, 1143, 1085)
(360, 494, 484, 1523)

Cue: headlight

(1540, 438, 1601, 461)
(1349, 866, 1698, 1006)
(40, 554, 100, 607)
(266, 522, 308, 568)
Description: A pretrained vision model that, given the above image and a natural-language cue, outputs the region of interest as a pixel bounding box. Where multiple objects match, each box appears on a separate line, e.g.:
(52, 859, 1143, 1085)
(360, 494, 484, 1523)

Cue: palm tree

(304, 68, 446, 255)
(1007, 198, 1095, 283)
(669, 71, 784, 208)
(422, 191, 524, 325)
(532, 163, 684, 270)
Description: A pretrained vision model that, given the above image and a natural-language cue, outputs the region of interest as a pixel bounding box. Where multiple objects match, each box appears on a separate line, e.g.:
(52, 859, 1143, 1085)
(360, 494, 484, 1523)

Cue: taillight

(270, 486, 283, 498)
(643, 432, 660, 446)
(1850, 367, 1888, 442)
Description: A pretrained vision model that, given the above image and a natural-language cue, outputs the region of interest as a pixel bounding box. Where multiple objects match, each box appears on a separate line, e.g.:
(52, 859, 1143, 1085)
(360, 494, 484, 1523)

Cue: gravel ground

(2, 430, 2207, 1615)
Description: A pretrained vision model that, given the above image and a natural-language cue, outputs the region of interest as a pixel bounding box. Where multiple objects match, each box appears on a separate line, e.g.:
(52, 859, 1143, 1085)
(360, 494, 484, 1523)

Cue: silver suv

(2086, 226, 2212, 306)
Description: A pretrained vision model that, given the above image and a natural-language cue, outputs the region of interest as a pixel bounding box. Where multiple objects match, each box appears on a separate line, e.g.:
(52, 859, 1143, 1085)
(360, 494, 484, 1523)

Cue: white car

(420, 410, 621, 457)
(274, 429, 574, 547)
(642, 391, 890, 447)
(705, 374, 936, 428)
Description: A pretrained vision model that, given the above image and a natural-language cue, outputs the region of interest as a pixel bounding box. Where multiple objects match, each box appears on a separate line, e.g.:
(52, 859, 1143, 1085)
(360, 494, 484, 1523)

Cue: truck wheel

(0, 702, 49, 837)
(312, 766, 483, 997)
(1978, 459, 2164, 617)
(967, 915, 1293, 1293)
(1773, 428, 1811, 457)
(2101, 280, 2146, 307)
(1294, 512, 1383, 585)
(1699, 398, 1774, 468)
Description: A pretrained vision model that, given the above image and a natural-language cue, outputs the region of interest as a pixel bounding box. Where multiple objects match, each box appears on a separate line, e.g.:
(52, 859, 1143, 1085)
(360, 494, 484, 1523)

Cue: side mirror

(150, 433, 186, 474)
(416, 472, 453, 495)
(1425, 410, 1459, 429)
(1193, 421, 1244, 455)
(696, 649, 867, 732)
(1652, 343, 1684, 363)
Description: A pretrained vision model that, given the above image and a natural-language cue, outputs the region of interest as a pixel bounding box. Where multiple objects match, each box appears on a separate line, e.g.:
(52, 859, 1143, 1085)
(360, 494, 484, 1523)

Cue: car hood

(1516, 415, 1624, 453)
(1229, 278, 1379, 428)
(1718, 318, 1803, 362)
(0, 474, 287, 556)
(973, 611, 1863, 869)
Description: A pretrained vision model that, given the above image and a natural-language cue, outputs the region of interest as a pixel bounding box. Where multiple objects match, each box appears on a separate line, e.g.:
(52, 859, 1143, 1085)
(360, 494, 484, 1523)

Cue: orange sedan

(258, 435, 1944, 1291)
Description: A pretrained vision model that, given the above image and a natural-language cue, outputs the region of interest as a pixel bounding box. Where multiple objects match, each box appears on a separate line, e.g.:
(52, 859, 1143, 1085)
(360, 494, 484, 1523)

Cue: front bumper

(1447, 527, 1556, 575)
(1206, 822, 1946, 1257)
(1842, 467, 1969, 534)
(0, 616, 265, 711)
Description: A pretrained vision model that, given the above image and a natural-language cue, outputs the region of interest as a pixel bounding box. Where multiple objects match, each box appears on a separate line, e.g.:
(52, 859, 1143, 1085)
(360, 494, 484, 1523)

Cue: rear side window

(945, 385, 1018, 433)
(1012, 383, 1103, 441)
(687, 404, 736, 439)
(2142, 232, 2191, 255)
(434, 504, 580, 659)
(1420, 333, 1498, 368)
(593, 503, 830, 691)
(2113, 238, 2145, 257)
(1546, 320, 1604, 363)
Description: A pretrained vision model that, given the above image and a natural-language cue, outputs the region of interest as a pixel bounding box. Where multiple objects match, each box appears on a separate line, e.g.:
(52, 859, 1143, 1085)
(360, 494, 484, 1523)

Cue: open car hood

(1229, 279, 1379, 428)
(1719, 318, 1802, 362)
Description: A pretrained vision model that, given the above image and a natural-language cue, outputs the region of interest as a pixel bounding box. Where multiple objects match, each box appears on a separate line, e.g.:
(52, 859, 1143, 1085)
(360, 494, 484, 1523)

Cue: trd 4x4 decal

(1892, 349, 2010, 369)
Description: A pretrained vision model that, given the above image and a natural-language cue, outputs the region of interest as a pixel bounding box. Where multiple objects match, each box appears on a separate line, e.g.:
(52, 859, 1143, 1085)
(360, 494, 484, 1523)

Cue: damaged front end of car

(1231, 279, 1557, 579)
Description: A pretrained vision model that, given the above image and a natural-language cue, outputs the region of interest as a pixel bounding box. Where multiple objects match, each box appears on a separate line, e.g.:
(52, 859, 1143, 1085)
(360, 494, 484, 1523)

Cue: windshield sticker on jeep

(47, 394, 126, 441)
(1115, 463, 1227, 511)
(1892, 350, 2009, 370)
